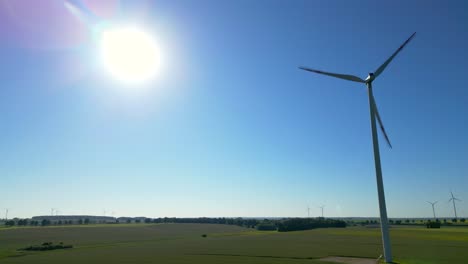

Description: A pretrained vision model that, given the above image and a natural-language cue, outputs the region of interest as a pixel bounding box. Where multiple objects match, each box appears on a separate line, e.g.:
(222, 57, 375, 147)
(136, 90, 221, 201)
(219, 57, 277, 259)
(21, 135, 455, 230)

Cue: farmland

(1, 224, 467, 264)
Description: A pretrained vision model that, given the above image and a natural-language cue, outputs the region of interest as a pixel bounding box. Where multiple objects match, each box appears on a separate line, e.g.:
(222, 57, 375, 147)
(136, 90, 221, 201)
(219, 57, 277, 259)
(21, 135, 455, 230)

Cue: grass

(0, 223, 467, 264)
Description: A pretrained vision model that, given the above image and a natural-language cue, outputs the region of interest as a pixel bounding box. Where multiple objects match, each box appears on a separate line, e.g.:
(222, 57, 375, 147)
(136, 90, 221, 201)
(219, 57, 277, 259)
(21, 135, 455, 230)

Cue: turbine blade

(373, 32, 416, 78)
(455, 198, 462, 201)
(371, 94, 392, 148)
(299, 66, 365, 83)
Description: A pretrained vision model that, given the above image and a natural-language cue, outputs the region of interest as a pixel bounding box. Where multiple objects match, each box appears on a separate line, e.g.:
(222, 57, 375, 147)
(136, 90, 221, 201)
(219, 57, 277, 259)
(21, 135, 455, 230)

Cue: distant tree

(443, 219, 447, 223)
(256, 221, 277, 231)
(126, 219, 131, 224)
(426, 221, 441, 229)
(411, 219, 415, 223)
(277, 218, 346, 232)
(452, 218, 458, 223)
(84, 218, 90, 224)
(58, 220, 63, 225)
(135, 219, 141, 223)
(389, 220, 394, 224)
(395, 220, 402, 225)
(5, 220, 15, 226)
(41, 219, 50, 226)
(144, 218, 151, 224)
(405, 219, 410, 223)
(78, 219, 83, 225)
(460, 218, 466, 223)
(18, 219, 28, 226)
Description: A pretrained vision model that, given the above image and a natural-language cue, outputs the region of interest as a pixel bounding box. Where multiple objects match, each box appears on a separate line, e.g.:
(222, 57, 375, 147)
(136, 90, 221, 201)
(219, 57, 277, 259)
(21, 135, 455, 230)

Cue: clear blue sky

(1, 0, 467, 219)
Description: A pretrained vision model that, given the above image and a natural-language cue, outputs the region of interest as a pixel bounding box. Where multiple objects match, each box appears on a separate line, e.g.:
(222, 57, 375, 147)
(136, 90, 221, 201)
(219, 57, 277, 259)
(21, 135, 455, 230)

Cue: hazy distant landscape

(3, 215, 467, 227)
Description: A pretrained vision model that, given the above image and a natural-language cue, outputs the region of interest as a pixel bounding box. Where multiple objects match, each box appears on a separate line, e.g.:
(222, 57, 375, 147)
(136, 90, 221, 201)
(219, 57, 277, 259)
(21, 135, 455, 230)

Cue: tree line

(276, 218, 346, 231)
(4, 216, 347, 232)
(4, 218, 90, 226)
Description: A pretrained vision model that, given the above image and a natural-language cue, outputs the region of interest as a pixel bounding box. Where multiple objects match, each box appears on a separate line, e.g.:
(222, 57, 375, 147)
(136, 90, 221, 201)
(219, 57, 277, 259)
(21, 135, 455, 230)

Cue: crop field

(1, 224, 467, 264)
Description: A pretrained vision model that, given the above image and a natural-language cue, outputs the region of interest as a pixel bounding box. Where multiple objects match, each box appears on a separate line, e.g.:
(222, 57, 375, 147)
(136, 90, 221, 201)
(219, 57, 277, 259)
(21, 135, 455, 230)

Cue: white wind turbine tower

(318, 205, 325, 218)
(299, 32, 416, 263)
(426, 201, 438, 220)
(449, 191, 461, 220)
(4, 208, 9, 220)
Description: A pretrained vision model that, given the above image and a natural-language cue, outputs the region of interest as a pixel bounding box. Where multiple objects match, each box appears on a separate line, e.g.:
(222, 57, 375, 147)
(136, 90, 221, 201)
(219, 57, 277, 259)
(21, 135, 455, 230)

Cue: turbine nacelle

(365, 73, 375, 83)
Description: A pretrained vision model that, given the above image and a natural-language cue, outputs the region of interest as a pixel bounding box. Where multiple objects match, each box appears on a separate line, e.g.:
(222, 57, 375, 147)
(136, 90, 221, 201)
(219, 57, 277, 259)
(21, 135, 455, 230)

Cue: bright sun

(100, 26, 160, 83)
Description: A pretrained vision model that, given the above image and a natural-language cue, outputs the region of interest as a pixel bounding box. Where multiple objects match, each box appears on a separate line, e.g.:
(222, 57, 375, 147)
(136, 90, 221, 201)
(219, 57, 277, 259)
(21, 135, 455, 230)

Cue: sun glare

(99, 26, 160, 83)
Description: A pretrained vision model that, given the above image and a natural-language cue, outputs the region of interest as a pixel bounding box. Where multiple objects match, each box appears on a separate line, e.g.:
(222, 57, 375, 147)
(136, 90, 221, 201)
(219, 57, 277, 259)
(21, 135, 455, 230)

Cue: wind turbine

(318, 205, 325, 218)
(4, 208, 9, 221)
(426, 201, 438, 220)
(299, 32, 416, 263)
(449, 191, 461, 219)
(307, 205, 311, 218)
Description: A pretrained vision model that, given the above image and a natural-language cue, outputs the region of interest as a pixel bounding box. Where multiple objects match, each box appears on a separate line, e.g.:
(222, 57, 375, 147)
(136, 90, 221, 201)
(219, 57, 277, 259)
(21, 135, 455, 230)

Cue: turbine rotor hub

(365, 72, 375, 83)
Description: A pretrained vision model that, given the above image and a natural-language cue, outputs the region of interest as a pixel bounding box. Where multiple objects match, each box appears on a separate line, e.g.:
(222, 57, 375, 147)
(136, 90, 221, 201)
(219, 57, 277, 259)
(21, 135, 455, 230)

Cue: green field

(1, 224, 467, 264)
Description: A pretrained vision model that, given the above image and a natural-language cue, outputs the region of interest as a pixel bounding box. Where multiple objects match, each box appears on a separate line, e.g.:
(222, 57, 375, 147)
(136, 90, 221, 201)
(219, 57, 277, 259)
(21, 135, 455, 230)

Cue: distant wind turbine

(307, 205, 310, 218)
(426, 201, 438, 219)
(299, 32, 416, 263)
(449, 192, 461, 219)
(318, 205, 325, 218)
(4, 208, 9, 220)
